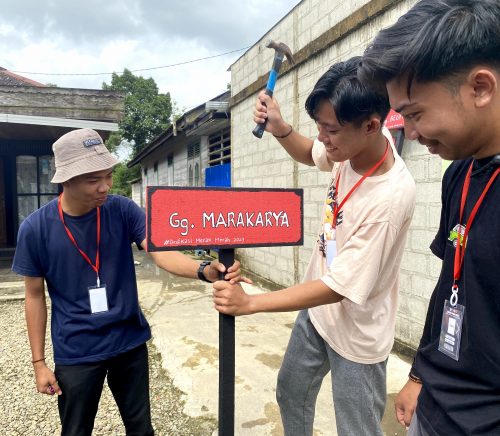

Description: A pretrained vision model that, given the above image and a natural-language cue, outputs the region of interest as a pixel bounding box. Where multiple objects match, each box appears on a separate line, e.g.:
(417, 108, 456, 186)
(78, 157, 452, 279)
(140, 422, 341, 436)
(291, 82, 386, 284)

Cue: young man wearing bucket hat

(12, 128, 247, 436)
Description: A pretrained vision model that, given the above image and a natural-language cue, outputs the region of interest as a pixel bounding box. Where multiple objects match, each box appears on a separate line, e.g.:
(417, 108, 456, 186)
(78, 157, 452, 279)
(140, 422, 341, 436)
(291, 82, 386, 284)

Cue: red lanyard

(453, 161, 500, 291)
(58, 194, 101, 282)
(333, 141, 390, 226)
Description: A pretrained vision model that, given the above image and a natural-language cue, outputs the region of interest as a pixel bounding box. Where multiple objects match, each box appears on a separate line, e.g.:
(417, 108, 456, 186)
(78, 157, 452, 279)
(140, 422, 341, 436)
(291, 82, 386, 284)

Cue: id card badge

(88, 284, 109, 314)
(438, 300, 464, 361)
(326, 239, 337, 267)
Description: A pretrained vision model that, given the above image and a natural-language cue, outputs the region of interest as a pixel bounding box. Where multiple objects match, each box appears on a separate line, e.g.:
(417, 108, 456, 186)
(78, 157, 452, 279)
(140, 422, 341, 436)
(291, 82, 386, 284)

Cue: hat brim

(51, 153, 120, 183)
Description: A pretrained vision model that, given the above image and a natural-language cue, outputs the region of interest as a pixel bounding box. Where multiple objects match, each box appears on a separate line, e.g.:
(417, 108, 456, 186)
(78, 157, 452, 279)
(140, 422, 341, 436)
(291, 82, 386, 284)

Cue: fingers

(41, 379, 62, 396)
(395, 400, 413, 428)
(395, 405, 406, 427)
(214, 302, 231, 315)
(212, 282, 236, 305)
(51, 379, 62, 396)
(213, 280, 229, 291)
(258, 90, 273, 105)
(35, 367, 62, 396)
(229, 276, 253, 285)
(254, 92, 273, 123)
(212, 289, 232, 314)
(404, 409, 414, 428)
(216, 261, 252, 283)
(226, 260, 242, 272)
(213, 260, 239, 272)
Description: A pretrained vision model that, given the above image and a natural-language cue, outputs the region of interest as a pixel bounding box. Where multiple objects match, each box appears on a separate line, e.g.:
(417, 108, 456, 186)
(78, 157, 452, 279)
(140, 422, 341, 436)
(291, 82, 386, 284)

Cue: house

(0, 67, 123, 253)
(228, 0, 441, 352)
(127, 91, 231, 207)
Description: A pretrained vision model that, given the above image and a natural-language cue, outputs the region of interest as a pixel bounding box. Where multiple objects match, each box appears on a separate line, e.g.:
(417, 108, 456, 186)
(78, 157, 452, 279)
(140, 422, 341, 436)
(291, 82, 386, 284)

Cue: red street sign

(384, 109, 404, 130)
(146, 187, 303, 251)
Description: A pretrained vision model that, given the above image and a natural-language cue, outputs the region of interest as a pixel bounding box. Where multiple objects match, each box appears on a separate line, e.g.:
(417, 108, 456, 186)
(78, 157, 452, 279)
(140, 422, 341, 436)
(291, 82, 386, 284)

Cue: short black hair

(305, 56, 390, 126)
(359, 0, 500, 93)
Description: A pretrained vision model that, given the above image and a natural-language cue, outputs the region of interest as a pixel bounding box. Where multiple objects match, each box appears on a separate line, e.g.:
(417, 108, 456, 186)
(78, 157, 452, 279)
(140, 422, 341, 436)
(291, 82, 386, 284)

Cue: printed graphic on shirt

(448, 224, 466, 248)
(318, 176, 342, 257)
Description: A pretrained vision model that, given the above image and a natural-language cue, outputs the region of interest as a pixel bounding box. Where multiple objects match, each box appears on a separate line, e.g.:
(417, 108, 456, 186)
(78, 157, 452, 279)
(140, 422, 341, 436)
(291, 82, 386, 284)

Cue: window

(187, 143, 200, 158)
(16, 155, 58, 225)
(153, 161, 159, 185)
(167, 154, 174, 185)
(194, 162, 200, 186)
(187, 143, 201, 187)
(188, 164, 194, 186)
(208, 128, 231, 166)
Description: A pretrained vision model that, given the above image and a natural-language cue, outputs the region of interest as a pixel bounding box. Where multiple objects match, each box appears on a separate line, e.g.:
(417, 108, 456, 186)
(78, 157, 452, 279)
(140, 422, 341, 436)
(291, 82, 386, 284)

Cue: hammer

(252, 40, 295, 138)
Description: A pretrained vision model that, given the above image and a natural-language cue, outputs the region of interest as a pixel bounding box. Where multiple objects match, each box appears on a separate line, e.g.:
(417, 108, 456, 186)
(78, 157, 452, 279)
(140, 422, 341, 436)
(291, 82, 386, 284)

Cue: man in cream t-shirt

(308, 136, 413, 365)
(212, 57, 415, 436)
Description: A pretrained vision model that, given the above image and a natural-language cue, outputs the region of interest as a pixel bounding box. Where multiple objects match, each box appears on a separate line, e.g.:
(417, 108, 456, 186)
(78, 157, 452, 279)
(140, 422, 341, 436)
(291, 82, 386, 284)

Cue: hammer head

(266, 40, 295, 65)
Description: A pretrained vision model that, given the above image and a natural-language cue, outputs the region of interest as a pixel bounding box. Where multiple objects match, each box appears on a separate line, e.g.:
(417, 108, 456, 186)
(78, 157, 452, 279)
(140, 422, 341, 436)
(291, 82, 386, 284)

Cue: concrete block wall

(230, 0, 442, 350)
(396, 141, 443, 347)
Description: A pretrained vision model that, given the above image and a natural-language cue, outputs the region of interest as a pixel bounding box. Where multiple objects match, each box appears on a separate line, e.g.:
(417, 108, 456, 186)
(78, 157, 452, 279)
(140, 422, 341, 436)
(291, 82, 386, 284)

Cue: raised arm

(254, 90, 315, 166)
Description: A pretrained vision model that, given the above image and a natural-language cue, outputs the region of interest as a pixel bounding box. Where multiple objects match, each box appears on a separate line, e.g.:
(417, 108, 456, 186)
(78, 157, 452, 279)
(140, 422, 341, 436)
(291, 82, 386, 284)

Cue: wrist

(248, 294, 263, 315)
(32, 358, 47, 369)
(408, 372, 422, 384)
(273, 123, 293, 139)
(197, 260, 212, 283)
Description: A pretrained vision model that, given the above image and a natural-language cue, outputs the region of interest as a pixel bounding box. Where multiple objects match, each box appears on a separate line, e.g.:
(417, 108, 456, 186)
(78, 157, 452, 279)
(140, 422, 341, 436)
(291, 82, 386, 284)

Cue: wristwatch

(197, 260, 212, 283)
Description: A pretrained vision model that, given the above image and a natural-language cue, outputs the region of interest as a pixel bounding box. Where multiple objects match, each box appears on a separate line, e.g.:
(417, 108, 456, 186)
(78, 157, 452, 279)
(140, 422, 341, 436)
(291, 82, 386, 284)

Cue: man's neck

(472, 136, 500, 160)
(61, 193, 94, 217)
(349, 134, 395, 176)
(472, 106, 500, 159)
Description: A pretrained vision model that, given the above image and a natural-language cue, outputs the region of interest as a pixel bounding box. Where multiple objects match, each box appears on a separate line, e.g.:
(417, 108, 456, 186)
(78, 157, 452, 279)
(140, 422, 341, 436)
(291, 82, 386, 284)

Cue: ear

(365, 117, 382, 136)
(469, 68, 497, 108)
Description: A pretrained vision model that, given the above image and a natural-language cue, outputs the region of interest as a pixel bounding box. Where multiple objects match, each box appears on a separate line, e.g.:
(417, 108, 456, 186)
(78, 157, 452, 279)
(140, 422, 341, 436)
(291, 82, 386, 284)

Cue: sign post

(147, 187, 303, 435)
(218, 248, 235, 435)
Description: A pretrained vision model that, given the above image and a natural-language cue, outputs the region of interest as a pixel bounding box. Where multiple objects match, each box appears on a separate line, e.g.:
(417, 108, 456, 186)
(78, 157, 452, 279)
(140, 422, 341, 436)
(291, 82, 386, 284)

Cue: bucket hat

(51, 128, 119, 183)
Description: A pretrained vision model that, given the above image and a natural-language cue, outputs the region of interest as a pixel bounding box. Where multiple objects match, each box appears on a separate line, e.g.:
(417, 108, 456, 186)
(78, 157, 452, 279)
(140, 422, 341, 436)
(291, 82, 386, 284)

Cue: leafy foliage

(110, 162, 140, 197)
(102, 69, 174, 197)
(102, 69, 172, 155)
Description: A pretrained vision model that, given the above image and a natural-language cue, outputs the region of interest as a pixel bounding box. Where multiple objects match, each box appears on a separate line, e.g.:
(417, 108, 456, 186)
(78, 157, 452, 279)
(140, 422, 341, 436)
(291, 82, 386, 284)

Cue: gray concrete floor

(134, 249, 410, 435)
(1, 249, 410, 435)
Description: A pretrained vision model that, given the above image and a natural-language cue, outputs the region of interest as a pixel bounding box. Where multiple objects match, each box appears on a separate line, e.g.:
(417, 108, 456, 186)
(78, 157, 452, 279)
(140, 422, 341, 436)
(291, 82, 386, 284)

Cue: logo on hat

(83, 138, 103, 147)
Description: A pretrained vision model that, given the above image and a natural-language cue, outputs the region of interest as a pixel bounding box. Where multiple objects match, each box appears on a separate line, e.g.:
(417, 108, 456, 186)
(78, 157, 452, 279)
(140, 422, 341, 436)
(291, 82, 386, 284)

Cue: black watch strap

(197, 260, 212, 283)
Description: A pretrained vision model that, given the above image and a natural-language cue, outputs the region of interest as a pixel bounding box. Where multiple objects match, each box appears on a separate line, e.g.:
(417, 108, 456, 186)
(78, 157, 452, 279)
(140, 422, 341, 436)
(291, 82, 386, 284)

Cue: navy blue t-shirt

(13, 195, 151, 365)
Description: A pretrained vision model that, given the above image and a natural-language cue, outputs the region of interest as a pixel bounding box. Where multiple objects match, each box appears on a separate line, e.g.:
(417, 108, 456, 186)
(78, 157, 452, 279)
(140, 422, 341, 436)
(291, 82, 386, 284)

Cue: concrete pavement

(135, 249, 411, 436)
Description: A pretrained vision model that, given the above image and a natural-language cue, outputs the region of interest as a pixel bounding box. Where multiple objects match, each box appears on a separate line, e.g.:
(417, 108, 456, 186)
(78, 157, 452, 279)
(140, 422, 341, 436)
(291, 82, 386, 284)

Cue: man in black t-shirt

(359, 0, 500, 434)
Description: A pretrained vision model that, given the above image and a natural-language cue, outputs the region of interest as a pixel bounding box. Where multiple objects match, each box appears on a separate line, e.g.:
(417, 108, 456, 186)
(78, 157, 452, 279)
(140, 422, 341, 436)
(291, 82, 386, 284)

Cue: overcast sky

(0, 0, 300, 111)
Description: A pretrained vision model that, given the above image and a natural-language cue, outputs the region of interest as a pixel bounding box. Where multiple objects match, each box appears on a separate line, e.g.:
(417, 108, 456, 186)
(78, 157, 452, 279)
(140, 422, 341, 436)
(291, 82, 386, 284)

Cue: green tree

(102, 69, 173, 197)
(102, 69, 172, 155)
(110, 162, 140, 197)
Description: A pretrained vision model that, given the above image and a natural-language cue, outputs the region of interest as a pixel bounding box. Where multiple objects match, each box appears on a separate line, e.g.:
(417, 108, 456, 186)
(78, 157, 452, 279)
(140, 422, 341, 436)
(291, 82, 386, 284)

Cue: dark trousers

(54, 343, 154, 436)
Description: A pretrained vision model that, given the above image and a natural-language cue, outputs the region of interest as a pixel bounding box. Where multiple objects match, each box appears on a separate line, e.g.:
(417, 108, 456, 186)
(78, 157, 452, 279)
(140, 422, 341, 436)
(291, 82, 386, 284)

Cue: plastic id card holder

(438, 300, 464, 361)
(326, 240, 337, 267)
(88, 284, 109, 314)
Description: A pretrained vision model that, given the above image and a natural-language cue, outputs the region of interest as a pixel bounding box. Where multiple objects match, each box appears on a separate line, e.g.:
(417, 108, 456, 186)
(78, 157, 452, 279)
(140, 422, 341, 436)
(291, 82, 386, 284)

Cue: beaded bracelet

(273, 124, 293, 139)
(408, 372, 422, 384)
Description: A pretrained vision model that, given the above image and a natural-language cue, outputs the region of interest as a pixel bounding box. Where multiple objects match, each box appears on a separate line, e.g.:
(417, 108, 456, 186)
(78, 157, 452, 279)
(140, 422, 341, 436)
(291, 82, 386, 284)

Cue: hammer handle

(252, 88, 273, 138)
(252, 55, 284, 138)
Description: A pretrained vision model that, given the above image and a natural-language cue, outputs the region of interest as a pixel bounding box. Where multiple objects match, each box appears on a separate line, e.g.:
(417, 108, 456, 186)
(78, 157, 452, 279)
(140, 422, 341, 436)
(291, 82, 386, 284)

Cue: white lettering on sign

(202, 211, 290, 229)
(169, 213, 193, 236)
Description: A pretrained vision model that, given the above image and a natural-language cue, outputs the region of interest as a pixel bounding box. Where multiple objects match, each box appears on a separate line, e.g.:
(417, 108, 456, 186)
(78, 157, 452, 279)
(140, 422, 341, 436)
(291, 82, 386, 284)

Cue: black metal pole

(218, 248, 235, 436)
